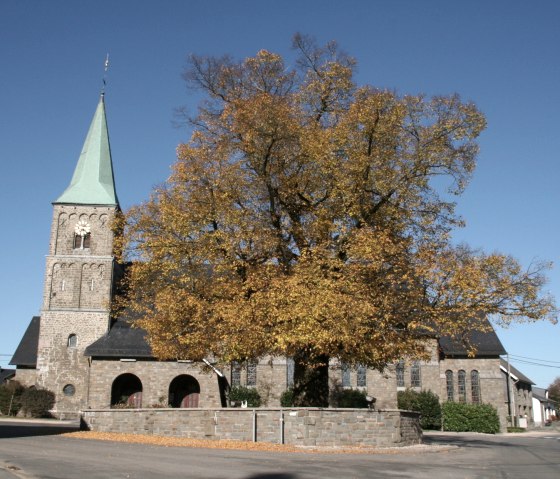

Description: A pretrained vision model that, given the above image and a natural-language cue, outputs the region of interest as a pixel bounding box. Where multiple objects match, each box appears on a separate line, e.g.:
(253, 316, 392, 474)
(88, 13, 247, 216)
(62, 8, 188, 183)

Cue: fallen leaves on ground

(63, 431, 450, 455)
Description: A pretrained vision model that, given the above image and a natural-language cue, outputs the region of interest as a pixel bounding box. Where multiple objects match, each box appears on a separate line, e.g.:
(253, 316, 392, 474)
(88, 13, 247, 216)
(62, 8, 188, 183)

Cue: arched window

(471, 370, 481, 403)
(111, 373, 143, 408)
(396, 360, 405, 388)
(231, 361, 241, 387)
(67, 334, 77, 348)
(73, 233, 91, 249)
(247, 360, 257, 387)
(411, 361, 421, 388)
(458, 370, 466, 402)
(445, 370, 454, 402)
(286, 357, 295, 388)
(357, 364, 367, 387)
(341, 362, 351, 387)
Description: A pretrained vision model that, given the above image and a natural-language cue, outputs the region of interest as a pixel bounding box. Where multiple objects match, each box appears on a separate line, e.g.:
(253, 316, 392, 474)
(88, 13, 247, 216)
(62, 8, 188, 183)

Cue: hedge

(227, 386, 262, 407)
(397, 389, 441, 429)
(19, 388, 55, 418)
(331, 388, 370, 408)
(442, 402, 500, 434)
(0, 381, 24, 416)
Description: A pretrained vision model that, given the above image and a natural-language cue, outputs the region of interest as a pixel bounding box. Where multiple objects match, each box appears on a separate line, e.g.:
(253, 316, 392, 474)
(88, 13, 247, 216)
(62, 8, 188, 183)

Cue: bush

(397, 389, 441, 430)
(331, 388, 369, 408)
(0, 381, 24, 416)
(19, 388, 55, 418)
(280, 388, 295, 407)
(442, 402, 500, 434)
(227, 386, 262, 407)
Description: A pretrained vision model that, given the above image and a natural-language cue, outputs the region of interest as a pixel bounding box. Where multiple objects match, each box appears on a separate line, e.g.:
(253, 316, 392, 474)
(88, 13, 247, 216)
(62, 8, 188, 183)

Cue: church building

(10, 94, 525, 429)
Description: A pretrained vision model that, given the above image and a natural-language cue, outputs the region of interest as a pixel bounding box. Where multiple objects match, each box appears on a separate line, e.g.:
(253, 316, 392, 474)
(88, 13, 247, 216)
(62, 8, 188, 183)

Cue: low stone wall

(81, 408, 421, 447)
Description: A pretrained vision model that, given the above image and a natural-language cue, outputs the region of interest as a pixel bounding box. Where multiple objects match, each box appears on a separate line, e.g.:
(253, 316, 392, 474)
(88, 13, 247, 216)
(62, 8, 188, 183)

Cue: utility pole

(507, 354, 517, 427)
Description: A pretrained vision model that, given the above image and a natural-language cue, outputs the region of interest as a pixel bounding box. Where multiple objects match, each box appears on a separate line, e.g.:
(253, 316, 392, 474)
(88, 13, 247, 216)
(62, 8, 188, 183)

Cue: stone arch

(111, 373, 143, 408)
(168, 375, 200, 408)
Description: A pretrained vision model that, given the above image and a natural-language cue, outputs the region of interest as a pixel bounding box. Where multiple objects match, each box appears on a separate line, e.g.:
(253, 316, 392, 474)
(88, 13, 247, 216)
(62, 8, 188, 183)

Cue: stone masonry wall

(37, 204, 118, 413)
(82, 408, 422, 447)
(88, 360, 224, 409)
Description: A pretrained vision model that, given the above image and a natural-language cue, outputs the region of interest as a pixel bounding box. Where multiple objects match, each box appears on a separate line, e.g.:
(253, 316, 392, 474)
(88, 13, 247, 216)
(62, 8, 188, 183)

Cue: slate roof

(10, 316, 40, 367)
(500, 358, 535, 385)
(0, 368, 15, 383)
(84, 319, 153, 358)
(439, 320, 507, 357)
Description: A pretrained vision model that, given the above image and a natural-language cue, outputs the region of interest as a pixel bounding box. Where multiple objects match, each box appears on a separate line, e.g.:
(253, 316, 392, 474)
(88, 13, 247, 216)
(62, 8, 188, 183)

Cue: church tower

(36, 94, 120, 413)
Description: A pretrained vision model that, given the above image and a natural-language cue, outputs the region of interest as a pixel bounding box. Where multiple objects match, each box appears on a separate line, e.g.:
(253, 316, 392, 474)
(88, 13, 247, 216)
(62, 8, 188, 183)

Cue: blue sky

(1, 1, 559, 388)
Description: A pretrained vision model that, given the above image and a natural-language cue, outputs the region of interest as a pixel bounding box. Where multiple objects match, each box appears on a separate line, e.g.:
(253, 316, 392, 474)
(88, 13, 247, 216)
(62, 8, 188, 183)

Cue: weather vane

(101, 53, 110, 96)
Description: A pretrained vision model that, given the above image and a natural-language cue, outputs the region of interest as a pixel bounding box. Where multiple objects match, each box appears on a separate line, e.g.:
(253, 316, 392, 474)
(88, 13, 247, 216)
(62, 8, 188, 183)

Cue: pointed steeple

(55, 95, 119, 206)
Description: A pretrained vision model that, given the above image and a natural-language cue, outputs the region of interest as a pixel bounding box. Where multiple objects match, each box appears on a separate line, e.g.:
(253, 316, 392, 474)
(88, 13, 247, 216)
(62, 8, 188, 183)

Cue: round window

(63, 384, 75, 397)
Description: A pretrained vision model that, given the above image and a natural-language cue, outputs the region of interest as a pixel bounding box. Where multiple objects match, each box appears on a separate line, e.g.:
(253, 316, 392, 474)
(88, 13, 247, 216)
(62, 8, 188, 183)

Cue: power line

(508, 353, 560, 365)
(509, 358, 560, 369)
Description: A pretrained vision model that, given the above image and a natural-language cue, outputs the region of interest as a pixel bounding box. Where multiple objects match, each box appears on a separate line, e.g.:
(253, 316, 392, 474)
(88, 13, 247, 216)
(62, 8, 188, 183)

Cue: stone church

(10, 94, 522, 428)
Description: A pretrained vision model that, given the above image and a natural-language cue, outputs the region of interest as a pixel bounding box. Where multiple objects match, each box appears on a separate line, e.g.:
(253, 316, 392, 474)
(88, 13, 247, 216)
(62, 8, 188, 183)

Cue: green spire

(55, 95, 119, 206)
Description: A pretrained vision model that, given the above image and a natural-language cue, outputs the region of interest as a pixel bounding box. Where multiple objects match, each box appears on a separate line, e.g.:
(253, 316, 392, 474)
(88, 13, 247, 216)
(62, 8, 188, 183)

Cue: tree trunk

(292, 351, 329, 407)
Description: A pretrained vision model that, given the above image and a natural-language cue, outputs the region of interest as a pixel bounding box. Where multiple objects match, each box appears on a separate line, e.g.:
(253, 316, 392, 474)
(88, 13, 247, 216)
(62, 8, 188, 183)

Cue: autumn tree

(120, 35, 556, 406)
(549, 377, 560, 405)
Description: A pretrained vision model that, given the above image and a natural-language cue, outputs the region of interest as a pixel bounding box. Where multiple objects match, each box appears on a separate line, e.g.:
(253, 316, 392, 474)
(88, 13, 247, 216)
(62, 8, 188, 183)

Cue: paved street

(0, 420, 559, 478)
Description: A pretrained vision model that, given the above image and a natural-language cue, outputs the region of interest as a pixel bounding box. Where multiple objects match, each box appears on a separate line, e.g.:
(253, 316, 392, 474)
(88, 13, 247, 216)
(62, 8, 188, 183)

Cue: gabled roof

(0, 368, 15, 383)
(10, 316, 40, 367)
(55, 95, 119, 206)
(84, 319, 153, 358)
(439, 320, 507, 357)
(532, 387, 549, 402)
(500, 358, 535, 385)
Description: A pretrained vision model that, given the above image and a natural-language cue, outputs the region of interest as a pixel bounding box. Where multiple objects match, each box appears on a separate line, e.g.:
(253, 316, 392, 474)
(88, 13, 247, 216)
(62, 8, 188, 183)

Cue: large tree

(119, 35, 555, 406)
(549, 377, 560, 405)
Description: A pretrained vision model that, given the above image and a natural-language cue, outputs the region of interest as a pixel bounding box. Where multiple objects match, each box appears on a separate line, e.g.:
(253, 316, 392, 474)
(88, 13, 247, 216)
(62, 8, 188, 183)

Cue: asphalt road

(0, 420, 559, 479)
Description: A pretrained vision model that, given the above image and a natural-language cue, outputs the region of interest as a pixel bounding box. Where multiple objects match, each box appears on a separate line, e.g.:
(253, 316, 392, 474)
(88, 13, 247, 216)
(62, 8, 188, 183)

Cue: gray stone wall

(36, 204, 118, 413)
(12, 368, 37, 387)
(82, 408, 422, 447)
(87, 360, 224, 409)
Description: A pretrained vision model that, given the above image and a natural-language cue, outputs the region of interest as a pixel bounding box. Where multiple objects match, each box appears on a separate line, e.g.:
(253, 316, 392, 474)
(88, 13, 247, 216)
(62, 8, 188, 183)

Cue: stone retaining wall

(81, 408, 421, 447)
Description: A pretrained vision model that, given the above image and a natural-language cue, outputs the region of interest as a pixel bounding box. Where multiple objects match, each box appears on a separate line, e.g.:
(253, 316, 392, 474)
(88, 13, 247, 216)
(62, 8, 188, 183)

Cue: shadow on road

(0, 421, 79, 439)
(243, 475, 296, 479)
(423, 433, 518, 449)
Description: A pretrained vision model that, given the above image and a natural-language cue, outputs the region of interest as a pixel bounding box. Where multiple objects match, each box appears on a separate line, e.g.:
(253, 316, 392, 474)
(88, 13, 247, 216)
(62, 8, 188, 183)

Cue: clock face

(74, 219, 91, 237)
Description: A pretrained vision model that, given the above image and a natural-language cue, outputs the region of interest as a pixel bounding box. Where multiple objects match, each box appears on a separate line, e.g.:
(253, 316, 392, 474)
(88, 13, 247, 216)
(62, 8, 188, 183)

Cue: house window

(67, 334, 77, 348)
(458, 370, 466, 402)
(357, 364, 367, 387)
(73, 233, 91, 249)
(445, 370, 454, 402)
(411, 361, 421, 388)
(247, 360, 257, 387)
(231, 361, 241, 387)
(341, 362, 351, 387)
(471, 370, 481, 403)
(287, 358, 295, 388)
(396, 360, 405, 387)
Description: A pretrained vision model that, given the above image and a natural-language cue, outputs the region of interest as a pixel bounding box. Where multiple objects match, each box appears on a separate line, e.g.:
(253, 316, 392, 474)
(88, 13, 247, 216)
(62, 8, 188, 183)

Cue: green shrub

(0, 381, 24, 416)
(280, 388, 295, 407)
(19, 388, 55, 418)
(332, 388, 369, 408)
(442, 402, 500, 434)
(397, 389, 441, 430)
(227, 386, 262, 407)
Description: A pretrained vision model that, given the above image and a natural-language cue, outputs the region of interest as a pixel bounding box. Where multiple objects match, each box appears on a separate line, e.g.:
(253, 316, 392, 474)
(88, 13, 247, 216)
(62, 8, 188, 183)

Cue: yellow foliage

(119, 37, 556, 369)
